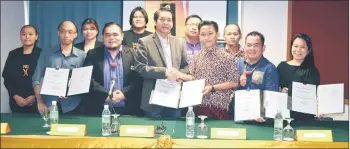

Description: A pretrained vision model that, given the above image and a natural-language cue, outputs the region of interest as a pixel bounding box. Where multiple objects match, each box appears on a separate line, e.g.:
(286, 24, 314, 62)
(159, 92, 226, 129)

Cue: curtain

(29, 0, 122, 50)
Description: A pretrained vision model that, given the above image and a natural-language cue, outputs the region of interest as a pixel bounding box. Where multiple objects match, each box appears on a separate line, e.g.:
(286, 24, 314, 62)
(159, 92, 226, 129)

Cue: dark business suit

(81, 45, 142, 116)
(133, 33, 189, 118)
(74, 40, 103, 52)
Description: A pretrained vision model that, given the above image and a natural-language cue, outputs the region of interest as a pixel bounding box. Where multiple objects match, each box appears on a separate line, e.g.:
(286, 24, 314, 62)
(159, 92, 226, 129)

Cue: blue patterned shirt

(236, 56, 279, 91)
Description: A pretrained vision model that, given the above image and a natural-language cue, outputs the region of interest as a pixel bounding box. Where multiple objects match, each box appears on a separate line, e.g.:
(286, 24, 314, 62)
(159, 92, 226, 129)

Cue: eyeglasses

(59, 30, 76, 35)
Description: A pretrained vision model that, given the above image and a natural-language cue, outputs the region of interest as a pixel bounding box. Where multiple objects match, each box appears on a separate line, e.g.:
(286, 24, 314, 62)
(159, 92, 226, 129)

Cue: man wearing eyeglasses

(32, 21, 86, 115)
(183, 15, 202, 63)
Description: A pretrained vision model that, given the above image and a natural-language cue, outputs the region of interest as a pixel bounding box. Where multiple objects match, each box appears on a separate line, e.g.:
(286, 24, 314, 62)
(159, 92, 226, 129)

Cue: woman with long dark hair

(2, 25, 42, 113)
(277, 33, 323, 121)
(74, 18, 103, 53)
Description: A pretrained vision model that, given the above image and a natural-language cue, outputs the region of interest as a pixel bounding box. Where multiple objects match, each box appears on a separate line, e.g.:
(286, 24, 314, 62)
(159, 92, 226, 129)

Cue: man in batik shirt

(223, 24, 245, 61)
(189, 21, 240, 120)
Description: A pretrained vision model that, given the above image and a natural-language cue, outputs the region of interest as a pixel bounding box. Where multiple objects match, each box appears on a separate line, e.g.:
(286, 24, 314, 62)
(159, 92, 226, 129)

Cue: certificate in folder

(292, 82, 344, 115)
(149, 79, 205, 109)
(40, 66, 93, 97)
(234, 90, 290, 121)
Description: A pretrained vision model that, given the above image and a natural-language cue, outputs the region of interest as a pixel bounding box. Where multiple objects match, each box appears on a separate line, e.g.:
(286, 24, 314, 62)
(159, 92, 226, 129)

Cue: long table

(1, 113, 348, 148)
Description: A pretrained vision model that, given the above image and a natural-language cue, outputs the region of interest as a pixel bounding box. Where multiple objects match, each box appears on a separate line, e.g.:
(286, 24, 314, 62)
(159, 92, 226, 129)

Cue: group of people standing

(3, 6, 323, 122)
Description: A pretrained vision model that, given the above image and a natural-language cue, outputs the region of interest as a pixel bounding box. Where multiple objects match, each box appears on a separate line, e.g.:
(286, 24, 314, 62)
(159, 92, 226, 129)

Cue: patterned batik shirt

(224, 46, 245, 62)
(190, 46, 240, 110)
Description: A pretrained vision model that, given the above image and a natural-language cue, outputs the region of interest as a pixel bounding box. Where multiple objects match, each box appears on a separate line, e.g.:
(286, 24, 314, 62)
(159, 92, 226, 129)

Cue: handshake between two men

(165, 68, 214, 97)
(165, 67, 193, 82)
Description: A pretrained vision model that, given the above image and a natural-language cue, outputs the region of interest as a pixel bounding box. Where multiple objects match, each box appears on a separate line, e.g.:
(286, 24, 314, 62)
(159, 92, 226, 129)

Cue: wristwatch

(210, 86, 216, 93)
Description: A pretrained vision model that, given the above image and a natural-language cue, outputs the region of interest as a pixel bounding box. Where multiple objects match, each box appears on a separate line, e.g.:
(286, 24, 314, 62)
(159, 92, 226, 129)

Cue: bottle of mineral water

(101, 105, 111, 136)
(50, 101, 59, 124)
(274, 110, 283, 140)
(186, 106, 195, 138)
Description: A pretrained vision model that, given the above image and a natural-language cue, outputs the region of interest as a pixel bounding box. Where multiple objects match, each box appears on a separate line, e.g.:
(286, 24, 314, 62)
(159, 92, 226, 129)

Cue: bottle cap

(52, 101, 57, 105)
(188, 106, 193, 110)
(104, 105, 109, 109)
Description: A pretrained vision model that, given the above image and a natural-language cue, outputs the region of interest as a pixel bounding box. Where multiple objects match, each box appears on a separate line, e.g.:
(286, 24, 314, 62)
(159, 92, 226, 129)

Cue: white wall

(1, 1, 26, 113)
(240, 1, 288, 66)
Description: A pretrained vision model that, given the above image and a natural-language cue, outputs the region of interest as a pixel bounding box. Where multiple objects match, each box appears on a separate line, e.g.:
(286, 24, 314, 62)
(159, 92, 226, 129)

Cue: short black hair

(198, 20, 219, 33)
(57, 20, 78, 34)
(245, 31, 265, 45)
(129, 6, 149, 28)
(20, 25, 38, 35)
(224, 24, 241, 35)
(153, 7, 174, 21)
(185, 14, 202, 24)
(102, 22, 122, 35)
(81, 18, 99, 35)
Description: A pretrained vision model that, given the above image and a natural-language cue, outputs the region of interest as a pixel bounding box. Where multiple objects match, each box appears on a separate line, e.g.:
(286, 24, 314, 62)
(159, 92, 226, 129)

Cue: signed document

(292, 82, 317, 115)
(179, 79, 205, 108)
(67, 66, 93, 96)
(149, 79, 205, 109)
(264, 91, 290, 119)
(234, 90, 262, 121)
(317, 83, 344, 114)
(40, 66, 93, 97)
(292, 82, 344, 115)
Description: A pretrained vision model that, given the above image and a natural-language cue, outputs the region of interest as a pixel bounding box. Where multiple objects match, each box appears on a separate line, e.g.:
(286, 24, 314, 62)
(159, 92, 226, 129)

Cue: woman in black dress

(277, 33, 324, 121)
(2, 25, 42, 113)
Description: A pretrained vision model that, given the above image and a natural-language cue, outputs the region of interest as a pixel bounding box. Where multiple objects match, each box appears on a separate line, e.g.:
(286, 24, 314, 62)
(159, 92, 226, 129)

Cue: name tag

(0, 123, 11, 134)
(297, 130, 333, 142)
(211, 128, 246, 139)
(50, 124, 86, 136)
(120, 125, 155, 138)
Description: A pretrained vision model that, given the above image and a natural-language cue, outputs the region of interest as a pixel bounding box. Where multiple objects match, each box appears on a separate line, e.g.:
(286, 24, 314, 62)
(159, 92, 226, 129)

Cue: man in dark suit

(82, 22, 141, 116)
(133, 7, 193, 118)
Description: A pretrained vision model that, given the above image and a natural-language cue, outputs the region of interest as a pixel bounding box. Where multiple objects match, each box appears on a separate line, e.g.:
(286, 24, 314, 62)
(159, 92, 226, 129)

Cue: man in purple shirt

(184, 15, 202, 62)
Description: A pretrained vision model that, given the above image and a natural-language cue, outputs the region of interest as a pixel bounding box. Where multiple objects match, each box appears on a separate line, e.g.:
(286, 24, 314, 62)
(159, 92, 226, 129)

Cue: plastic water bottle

(274, 110, 283, 140)
(50, 101, 59, 124)
(101, 105, 111, 136)
(186, 106, 195, 138)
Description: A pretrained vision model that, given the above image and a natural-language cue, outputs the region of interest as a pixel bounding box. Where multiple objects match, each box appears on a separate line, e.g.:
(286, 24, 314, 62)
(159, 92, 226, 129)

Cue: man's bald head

(57, 20, 78, 33)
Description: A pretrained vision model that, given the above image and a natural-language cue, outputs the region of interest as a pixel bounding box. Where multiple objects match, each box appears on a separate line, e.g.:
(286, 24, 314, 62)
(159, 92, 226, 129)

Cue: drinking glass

(283, 118, 295, 141)
(197, 115, 208, 139)
(40, 108, 50, 128)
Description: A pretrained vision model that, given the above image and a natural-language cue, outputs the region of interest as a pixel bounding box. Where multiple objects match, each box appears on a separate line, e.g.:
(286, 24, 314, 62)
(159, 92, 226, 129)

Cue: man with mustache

(82, 22, 141, 115)
(33, 21, 86, 115)
(223, 24, 245, 61)
(133, 7, 192, 118)
(228, 31, 279, 122)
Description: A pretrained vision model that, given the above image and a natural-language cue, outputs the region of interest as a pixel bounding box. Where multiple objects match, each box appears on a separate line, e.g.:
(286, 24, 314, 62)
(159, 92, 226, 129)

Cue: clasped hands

(106, 90, 125, 103)
(166, 68, 193, 82)
(14, 95, 35, 107)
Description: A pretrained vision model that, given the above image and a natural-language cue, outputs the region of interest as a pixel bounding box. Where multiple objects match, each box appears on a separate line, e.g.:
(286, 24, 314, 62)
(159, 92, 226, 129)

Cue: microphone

(108, 77, 116, 99)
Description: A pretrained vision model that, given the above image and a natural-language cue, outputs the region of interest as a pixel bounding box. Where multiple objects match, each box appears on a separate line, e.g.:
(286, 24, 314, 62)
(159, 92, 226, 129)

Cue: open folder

(292, 82, 344, 115)
(149, 79, 206, 109)
(234, 90, 290, 121)
(40, 66, 93, 97)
